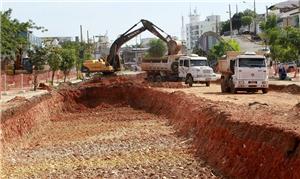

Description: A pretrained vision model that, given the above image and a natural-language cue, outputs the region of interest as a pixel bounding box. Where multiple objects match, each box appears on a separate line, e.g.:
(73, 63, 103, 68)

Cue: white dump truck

(141, 54, 217, 86)
(218, 51, 269, 94)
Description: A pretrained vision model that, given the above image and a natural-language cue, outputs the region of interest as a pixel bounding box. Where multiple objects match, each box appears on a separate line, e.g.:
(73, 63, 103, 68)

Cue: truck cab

(221, 52, 268, 93)
(178, 54, 217, 87)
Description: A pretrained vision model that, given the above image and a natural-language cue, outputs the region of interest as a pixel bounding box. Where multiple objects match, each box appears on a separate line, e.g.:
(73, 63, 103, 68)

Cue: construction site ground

(1, 75, 300, 178)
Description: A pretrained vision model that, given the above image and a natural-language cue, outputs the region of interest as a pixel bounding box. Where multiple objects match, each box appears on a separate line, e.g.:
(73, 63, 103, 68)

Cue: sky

(2, 0, 284, 44)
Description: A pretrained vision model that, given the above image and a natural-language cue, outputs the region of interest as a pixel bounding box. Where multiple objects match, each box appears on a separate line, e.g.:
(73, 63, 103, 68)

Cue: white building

(186, 9, 220, 50)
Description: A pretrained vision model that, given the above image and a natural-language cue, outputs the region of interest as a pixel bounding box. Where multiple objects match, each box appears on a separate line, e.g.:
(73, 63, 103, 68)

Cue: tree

(192, 47, 207, 56)
(208, 39, 240, 62)
(147, 39, 166, 57)
(47, 47, 62, 85)
(61, 41, 92, 79)
(1, 9, 47, 62)
(28, 47, 48, 90)
(243, 9, 256, 17)
(220, 20, 230, 35)
(241, 16, 253, 31)
(232, 12, 244, 32)
(60, 49, 76, 82)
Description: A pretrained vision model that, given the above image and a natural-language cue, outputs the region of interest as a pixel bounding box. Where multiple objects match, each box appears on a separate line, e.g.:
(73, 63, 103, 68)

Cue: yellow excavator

(81, 19, 182, 75)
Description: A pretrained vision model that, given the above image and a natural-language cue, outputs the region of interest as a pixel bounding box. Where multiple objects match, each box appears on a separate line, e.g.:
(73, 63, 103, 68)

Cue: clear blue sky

(2, 0, 283, 43)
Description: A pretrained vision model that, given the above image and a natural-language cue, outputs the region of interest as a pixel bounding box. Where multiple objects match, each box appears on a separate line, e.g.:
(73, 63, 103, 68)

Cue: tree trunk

(33, 71, 38, 91)
(51, 71, 55, 85)
(64, 72, 67, 82)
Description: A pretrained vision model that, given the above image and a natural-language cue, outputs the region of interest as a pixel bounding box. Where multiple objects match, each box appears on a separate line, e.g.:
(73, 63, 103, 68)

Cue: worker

(278, 64, 287, 80)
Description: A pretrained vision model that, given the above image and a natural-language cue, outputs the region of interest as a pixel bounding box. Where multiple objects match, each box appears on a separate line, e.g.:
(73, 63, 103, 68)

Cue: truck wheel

(186, 75, 193, 87)
(205, 81, 210, 87)
(155, 75, 162, 82)
(262, 88, 268, 94)
(221, 78, 230, 93)
(230, 82, 237, 94)
(148, 75, 154, 82)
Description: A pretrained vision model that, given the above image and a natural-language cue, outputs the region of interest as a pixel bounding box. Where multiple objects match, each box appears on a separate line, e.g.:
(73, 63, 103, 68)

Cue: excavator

(81, 19, 182, 74)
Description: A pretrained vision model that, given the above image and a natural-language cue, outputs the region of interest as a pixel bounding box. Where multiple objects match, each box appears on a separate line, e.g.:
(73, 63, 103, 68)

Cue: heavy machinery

(81, 19, 182, 74)
(141, 54, 217, 86)
(218, 51, 269, 94)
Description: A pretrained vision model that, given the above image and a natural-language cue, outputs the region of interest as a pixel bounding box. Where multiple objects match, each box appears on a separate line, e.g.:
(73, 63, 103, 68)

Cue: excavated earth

(1, 75, 300, 178)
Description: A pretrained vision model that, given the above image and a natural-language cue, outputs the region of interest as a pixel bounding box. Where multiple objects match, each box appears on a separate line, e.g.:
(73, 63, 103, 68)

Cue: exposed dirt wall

(2, 78, 300, 178)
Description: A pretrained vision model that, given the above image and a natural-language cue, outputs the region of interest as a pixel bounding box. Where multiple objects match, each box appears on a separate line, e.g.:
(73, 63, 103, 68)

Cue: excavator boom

(107, 19, 182, 71)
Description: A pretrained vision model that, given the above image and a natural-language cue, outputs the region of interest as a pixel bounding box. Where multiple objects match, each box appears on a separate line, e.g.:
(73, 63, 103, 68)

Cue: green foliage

(241, 16, 253, 30)
(28, 46, 48, 71)
(60, 49, 76, 74)
(259, 15, 300, 62)
(232, 12, 244, 31)
(259, 15, 277, 32)
(47, 47, 62, 72)
(221, 9, 256, 34)
(208, 39, 240, 61)
(192, 47, 207, 56)
(28, 46, 48, 90)
(243, 9, 256, 17)
(147, 39, 166, 57)
(220, 20, 230, 35)
(1, 9, 47, 60)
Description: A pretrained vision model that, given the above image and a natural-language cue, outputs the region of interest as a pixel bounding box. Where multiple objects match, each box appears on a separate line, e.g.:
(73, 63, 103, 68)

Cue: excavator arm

(107, 19, 182, 71)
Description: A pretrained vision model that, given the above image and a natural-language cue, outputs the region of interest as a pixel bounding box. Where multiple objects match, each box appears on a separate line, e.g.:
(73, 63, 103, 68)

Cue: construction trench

(1, 75, 300, 178)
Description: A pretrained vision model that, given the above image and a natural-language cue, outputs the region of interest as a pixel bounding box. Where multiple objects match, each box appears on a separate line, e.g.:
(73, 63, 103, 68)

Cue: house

(269, 0, 300, 28)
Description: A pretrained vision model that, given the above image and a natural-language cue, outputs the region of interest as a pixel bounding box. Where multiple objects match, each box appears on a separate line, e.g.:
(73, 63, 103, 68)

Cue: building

(269, 0, 300, 28)
(94, 35, 111, 59)
(41, 37, 73, 46)
(186, 9, 220, 50)
(121, 47, 148, 64)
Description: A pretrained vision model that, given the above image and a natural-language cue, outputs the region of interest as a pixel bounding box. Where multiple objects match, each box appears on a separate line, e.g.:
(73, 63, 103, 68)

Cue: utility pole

(265, 6, 268, 21)
(254, 0, 257, 35)
(229, 4, 233, 38)
(80, 25, 83, 42)
(87, 30, 89, 44)
(236, 3, 238, 14)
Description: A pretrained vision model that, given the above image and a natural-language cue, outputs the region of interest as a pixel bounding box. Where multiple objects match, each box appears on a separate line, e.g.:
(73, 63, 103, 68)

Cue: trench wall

(2, 81, 300, 178)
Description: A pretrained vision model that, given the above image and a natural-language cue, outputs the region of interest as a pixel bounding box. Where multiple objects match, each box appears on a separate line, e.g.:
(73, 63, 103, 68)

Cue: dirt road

(159, 83, 300, 113)
(1, 104, 220, 178)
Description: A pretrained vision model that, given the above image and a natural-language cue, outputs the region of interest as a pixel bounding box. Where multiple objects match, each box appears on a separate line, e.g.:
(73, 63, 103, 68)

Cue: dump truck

(141, 54, 218, 86)
(218, 51, 269, 94)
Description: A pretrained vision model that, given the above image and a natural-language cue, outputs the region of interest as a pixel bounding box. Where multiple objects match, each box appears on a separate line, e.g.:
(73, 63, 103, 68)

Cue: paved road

(224, 35, 263, 52)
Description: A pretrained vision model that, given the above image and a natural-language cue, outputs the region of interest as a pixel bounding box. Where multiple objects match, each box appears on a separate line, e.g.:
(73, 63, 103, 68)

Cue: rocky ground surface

(1, 104, 221, 178)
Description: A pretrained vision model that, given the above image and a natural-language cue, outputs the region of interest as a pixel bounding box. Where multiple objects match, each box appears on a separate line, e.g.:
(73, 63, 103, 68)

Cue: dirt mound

(269, 84, 300, 94)
(38, 83, 52, 91)
(147, 82, 188, 88)
(6, 96, 28, 103)
(2, 76, 300, 178)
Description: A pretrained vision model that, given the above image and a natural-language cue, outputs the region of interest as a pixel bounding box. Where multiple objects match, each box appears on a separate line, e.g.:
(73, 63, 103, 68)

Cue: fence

(0, 70, 77, 93)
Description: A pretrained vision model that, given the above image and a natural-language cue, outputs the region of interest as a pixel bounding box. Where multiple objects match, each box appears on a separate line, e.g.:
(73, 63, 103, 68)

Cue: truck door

(178, 59, 184, 77)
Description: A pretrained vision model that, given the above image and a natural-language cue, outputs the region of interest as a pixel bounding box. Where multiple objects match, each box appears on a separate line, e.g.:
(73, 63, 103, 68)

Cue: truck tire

(230, 81, 237, 94)
(221, 78, 227, 93)
(262, 88, 268, 94)
(155, 74, 162, 82)
(205, 81, 210, 87)
(148, 75, 154, 82)
(186, 75, 193, 87)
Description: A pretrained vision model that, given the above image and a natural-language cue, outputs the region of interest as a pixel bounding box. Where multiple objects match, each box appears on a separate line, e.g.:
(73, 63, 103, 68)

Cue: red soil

(2, 76, 300, 178)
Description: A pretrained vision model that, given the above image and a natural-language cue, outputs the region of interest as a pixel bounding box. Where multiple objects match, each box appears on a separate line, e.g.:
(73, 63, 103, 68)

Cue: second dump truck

(218, 51, 269, 94)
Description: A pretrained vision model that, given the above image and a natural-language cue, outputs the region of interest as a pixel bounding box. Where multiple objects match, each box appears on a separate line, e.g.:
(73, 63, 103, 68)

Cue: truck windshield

(239, 58, 266, 68)
(190, 60, 208, 66)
